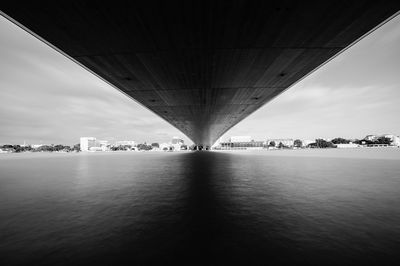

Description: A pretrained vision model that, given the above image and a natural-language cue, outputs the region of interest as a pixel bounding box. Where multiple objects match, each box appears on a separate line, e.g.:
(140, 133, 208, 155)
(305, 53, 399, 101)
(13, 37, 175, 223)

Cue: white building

(80, 137, 97, 151)
(394, 136, 400, 147)
(230, 136, 252, 143)
(382, 134, 400, 146)
(32, 144, 46, 149)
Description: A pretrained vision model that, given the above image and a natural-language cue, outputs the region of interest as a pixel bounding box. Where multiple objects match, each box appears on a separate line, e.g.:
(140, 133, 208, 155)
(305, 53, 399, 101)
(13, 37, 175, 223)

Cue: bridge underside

(1, 2, 399, 146)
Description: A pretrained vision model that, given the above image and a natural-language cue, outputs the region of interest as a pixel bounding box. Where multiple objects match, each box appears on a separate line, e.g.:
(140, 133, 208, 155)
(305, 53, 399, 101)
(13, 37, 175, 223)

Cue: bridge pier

(193, 145, 210, 151)
(194, 145, 203, 151)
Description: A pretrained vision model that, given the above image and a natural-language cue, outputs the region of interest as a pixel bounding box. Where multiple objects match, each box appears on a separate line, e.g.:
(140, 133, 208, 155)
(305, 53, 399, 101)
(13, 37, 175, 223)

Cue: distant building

(362, 134, 400, 147)
(32, 144, 46, 149)
(394, 136, 400, 147)
(220, 140, 264, 150)
(382, 134, 400, 146)
(80, 137, 97, 152)
(230, 136, 252, 143)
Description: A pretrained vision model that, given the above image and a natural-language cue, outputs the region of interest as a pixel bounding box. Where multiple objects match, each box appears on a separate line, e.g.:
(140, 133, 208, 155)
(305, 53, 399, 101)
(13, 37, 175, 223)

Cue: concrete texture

(1, 1, 399, 146)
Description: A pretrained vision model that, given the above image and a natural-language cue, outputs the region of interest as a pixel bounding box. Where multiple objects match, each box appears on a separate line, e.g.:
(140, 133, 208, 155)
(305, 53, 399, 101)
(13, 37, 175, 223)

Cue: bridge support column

(193, 145, 204, 151)
(193, 145, 211, 151)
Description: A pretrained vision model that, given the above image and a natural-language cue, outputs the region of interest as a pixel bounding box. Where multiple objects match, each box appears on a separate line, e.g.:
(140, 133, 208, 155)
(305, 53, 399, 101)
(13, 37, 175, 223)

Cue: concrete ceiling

(1, 1, 399, 146)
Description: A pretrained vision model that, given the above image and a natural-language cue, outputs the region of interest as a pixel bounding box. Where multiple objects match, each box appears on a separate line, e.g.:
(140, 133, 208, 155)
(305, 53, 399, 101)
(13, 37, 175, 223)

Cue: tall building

(80, 137, 97, 151)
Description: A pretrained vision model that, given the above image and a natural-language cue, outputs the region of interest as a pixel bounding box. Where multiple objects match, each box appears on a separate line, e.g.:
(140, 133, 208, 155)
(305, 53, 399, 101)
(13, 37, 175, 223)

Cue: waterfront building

(31, 144, 46, 149)
(80, 137, 97, 152)
(220, 140, 264, 150)
(382, 134, 400, 147)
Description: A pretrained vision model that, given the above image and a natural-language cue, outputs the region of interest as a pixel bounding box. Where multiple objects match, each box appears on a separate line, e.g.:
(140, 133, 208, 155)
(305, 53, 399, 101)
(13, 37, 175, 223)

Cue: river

(1, 149, 400, 265)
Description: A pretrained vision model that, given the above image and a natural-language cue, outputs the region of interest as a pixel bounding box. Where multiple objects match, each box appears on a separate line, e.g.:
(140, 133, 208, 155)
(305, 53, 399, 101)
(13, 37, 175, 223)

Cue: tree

(294, 139, 302, 148)
(137, 143, 152, 151)
(13, 145, 24, 153)
(269, 141, 276, 147)
(54, 144, 65, 151)
(376, 137, 391, 145)
(73, 144, 80, 152)
(189, 144, 196, 150)
(37, 145, 54, 152)
(151, 142, 160, 148)
(277, 142, 285, 149)
(331, 138, 350, 144)
(2, 144, 14, 149)
(315, 139, 336, 148)
(63, 146, 71, 151)
(307, 142, 317, 148)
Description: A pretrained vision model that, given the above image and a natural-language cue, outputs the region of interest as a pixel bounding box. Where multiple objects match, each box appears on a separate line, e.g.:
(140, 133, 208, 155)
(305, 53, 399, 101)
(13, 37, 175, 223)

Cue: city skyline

(1, 14, 400, 146)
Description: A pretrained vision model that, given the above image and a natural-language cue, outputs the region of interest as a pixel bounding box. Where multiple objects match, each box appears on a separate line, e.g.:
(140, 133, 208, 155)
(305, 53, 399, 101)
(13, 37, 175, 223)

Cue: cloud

(0, 15, 189, 145)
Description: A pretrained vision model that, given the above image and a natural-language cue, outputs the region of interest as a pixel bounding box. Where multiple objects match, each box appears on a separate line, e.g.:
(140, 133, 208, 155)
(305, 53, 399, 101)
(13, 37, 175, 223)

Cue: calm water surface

(1, 149, 400, 265)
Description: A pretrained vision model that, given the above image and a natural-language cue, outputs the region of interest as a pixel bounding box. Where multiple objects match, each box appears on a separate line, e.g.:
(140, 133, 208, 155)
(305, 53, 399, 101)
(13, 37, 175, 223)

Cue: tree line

(0, 144, 80, 152)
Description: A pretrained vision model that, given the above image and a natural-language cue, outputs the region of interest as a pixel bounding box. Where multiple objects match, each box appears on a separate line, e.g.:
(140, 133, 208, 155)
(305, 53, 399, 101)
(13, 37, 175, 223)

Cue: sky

(0, 13, 400, 146)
